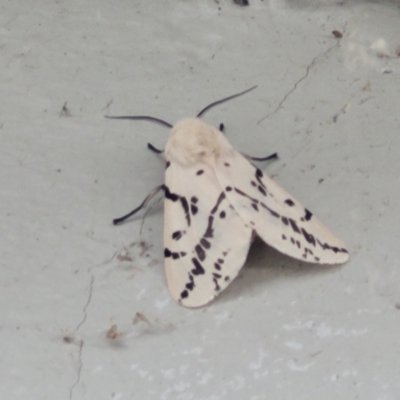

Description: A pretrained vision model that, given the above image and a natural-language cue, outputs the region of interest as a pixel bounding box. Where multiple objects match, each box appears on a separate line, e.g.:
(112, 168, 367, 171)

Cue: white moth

(108, 87, 349, 308)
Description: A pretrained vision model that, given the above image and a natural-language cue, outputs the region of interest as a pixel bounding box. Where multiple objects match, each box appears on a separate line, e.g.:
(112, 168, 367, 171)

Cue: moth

(107, 86, 349, 308)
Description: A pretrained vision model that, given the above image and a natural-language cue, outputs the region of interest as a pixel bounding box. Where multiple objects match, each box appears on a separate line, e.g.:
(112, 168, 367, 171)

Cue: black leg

(147, 143, 164, 154)
(218, 123, 277, 162)
(247, 152, 278, 162)
(113, 185, 164, 225)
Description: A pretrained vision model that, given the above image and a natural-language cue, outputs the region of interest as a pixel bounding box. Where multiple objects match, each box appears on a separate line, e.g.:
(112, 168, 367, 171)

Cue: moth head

(165, 118, 231, 165)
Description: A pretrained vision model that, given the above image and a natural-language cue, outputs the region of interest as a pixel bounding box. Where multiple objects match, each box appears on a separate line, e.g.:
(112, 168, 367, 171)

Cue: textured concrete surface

(2, 1, 400, 399)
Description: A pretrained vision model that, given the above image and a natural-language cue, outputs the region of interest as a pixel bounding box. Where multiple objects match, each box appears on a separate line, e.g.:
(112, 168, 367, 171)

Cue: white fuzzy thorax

(165, 118, 232, 166)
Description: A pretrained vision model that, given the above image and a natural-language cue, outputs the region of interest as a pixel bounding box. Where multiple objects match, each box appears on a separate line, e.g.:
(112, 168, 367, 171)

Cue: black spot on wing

(204, 216, 214, 238)
(317, 240, 332, 251)
(191, 258, 205, 275)
(284, 199, 295, 207)
(164, 186, 179, 202)
(164, 248, 182, 259)
(191, 205, 198, 215)
(195, 245, 206, 261)
(165, 190, 201, 227)
(200, 238, 211, 249)
(302, 228, 316, 246)
(185, 274, 195, 291)
(255, 168, 266, 189)
(172, 230, 185, 241)
(316, 239, 348, 255)
(304, 208, 313, 221)
(183, 247, 234, 300)
(211, 192, 226, 214)
(166, 161, 171, 169)
(180, 273, 197, 301)
(302, 248, 315, 260)
(190, 196, 199, 215)
(219, 211, 226, 219)
(260, 202, 280, 218)
(181, 197, 189, 213)
(213, 275, 221, 291)
(251, 203, 259, 211)
(180, 197, 190, 226)
(232, 187, 280, 218)
(289, 218, 301, 234)
(196, 170, 204, 176)
(258, 185, 267, 196)
(234, 188, 259, 204)
(185, 282, 194, 291)
(164, 248, 172, 257)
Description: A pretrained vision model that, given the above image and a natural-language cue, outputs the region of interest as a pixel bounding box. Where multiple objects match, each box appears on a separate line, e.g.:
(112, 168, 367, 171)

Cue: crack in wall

(68, 274, 94, 400)
(257, 26, 346, 125)
(69, 340, 84, 400)
(76, 274, 94, 331)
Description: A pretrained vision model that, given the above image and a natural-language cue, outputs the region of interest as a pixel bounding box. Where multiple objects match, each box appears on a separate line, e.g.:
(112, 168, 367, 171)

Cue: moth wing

(164, 161, 253, 308)
(215, 150, 349, 264)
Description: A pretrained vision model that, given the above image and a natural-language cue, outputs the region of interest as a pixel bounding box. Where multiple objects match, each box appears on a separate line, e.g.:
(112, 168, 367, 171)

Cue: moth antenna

(113, 184, 164, 225)
(105, 115, 173, 129)
(196, 85, 258, 118)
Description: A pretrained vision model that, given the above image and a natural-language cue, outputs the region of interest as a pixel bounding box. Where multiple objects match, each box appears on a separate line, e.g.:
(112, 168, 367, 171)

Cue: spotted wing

(215, 150, 349, 264)
(163, 161, 253, 308)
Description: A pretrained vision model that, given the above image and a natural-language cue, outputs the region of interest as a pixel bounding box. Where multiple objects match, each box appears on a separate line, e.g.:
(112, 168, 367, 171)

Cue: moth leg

(147, 143, 164, 154)
(246, 152, 278, 162)
(113, 184, 164, 225)
(218, 122, 278, 165)
(220, 122, 278, 161)
(219, 123, 277, 161)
